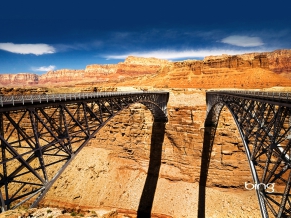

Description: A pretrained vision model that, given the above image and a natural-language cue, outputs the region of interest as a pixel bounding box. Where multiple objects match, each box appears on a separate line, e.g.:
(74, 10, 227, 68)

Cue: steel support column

(0, 91, 169, 211)
(200, 91, 291, 218)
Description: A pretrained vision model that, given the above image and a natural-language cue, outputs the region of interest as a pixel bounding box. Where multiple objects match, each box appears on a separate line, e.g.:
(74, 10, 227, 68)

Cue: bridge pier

(0, 91, 169, 211)
(199, 91, 291, 218)
(198, 102, 223, 218)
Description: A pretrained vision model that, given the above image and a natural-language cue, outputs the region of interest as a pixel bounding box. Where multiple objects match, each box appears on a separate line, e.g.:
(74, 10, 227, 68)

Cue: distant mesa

(123, 56, 169, 65)
(1, 49, 291, 89)
(0, 73, 39, 86)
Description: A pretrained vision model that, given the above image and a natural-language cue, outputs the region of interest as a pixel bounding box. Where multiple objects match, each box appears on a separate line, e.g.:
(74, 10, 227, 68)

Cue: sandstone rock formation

(40, 69, 85, 85)
(267, 49, 291, 78)
(1, 49, 291, 217)
(113, 50, 291, 89)
(34, 89, 261, 217)
(2, 49, 291, 89)
(123, 56, 169, 65)
(0, 73, 38, 86)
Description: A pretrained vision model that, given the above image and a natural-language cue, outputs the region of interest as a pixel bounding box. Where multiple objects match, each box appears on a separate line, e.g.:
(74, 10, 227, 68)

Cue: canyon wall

(0, 56, 168, 87)
(0, 73, 38, 86)
(77, 49, 291, 89)
(114, 50, 291, 89)
(0, 87, 262, 217)
(267, 49, 291, 74)
(2, 50, 291, 217)
(39, 69, 86, 85)
(36, 89, 261, 217)
(1, 49, 291, 89)
(38, 56, 167, 87)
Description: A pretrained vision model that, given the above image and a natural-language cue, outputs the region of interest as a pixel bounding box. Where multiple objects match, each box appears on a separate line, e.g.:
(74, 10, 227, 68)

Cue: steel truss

(0, 91, 169, 211)
(202, 91, 291, 218)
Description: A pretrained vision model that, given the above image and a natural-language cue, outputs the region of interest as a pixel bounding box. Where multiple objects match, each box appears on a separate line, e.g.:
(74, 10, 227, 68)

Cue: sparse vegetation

(71, 211, 78, 216)
(70, 211, 84, 217)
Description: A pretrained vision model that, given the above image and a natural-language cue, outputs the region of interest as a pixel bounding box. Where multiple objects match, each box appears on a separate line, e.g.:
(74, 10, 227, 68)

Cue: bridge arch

(199, 91, 291, 218)
(0, 91, 169, 212)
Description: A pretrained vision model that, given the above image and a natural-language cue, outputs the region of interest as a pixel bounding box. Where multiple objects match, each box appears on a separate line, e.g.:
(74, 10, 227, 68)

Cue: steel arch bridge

(0, 91, 169, 211)
(199, 90, 291, 218)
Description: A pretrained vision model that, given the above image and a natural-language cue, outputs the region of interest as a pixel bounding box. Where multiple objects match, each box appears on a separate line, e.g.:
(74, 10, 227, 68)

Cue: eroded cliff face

(37, 89, 260, 217)
(267, 49, 291, 78)
(2, 50, 291, 217)
(0, 73, 38, 86)
(0, 56, 167, 87)
(37, 56, 169, 87)
(2, 49, 291, 88)
(103, 50, 291, 89)
(39, 69, 85, 85)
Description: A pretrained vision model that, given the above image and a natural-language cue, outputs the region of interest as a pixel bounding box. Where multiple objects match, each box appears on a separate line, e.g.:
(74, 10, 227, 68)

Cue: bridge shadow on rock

(137, 121, 166, 218)
(197, 105, 222, 218)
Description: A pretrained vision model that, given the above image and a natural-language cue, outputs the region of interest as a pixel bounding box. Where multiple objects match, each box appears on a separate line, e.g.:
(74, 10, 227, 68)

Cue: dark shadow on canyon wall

(137, 121, 166, 218)
(197, 105, 222, 218)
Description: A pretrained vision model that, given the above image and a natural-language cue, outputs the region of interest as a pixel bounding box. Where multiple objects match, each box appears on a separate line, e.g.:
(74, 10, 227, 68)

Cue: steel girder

(201, 91, 291, 218)
(0, 91, 169, 211)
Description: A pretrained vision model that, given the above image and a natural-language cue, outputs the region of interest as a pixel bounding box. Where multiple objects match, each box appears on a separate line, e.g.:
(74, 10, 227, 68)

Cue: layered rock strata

(36, 89, 261, 217)
(0, 73, 38, 86)
(2, 50, 291, 217)
(1, 50, 291, 88)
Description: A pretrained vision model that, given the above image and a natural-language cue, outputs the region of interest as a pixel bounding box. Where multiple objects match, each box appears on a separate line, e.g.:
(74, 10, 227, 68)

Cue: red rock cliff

(1, 49, 291, 89)
(0, 73, 38, 86)
(266, 49, 291, 77)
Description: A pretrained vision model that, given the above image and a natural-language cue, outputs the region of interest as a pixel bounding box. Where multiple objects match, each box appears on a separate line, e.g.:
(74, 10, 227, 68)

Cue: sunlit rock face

(2, 49, 291, 88)
(267, 49, 291, 77)
(2, 50, 291, 217)
(35, 90, 261, 217)
(0, 73, 38, 86)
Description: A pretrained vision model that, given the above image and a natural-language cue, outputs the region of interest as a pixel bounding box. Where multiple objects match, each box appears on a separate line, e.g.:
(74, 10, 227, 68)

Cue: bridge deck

(0, 91, 169, 111)
(202, 90, 291, 218)
(0, 91, 169, 211)
(208, 90, 291, 107)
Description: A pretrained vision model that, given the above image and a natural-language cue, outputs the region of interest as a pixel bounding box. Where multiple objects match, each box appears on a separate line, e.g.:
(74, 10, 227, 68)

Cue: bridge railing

(0, 91, 166, 107)
(210, 90, 291, 101)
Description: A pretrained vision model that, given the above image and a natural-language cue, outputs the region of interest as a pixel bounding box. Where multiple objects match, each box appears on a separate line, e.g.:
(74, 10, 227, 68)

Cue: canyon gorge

(1, 49, 291, 218)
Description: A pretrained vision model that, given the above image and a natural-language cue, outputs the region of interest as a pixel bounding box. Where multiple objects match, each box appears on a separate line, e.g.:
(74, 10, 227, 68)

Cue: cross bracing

(200, 90, 291, 218)
(0, 91, 169, 211)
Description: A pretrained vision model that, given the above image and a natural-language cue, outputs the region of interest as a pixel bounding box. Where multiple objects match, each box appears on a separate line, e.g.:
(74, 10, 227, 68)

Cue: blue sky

(0, 0, 291, 74)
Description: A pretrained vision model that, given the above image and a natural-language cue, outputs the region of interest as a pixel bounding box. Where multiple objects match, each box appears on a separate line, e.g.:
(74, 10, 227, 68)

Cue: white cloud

(104, 48, 267, 60)
(32, 65, 56, 72)
(0, 43, 55, 55)
(221, 35, 264, 47)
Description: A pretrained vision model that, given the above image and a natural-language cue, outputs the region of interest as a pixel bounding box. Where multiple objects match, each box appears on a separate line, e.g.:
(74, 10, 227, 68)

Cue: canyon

(1, 49, 291, 218)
